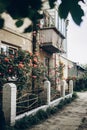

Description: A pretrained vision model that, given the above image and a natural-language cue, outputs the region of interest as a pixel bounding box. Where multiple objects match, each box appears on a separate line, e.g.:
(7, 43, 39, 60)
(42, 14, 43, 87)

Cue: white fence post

(60, 80, 65, 97)
(44, 80, 51, 105)
(69, 80, 73, 94)
(3, 83, 16, 125)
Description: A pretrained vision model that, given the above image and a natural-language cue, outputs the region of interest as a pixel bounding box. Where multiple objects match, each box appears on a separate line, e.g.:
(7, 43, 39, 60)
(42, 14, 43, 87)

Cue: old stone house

(0, 1, 68, 90)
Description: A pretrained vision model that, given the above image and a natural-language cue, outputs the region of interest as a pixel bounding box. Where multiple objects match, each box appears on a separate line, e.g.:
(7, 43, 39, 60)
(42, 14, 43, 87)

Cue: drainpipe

(32, 19, 40, 91)
(32, 22, 37, 91)
(55, 53, 56, 89)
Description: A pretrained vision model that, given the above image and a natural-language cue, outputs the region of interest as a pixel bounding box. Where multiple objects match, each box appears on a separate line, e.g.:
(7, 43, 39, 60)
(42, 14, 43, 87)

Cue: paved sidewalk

(27, 92, 87, 130)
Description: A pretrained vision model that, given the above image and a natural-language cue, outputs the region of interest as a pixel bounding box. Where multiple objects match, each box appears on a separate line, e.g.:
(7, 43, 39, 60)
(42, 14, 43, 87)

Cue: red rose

(18, 63, 24, 68)
(4, 57, 9, 62)
(8, 69, 12, 73)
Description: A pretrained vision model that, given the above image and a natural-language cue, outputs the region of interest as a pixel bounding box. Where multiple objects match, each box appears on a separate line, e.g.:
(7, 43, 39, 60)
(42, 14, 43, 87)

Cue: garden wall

(2, 79, 73, 125)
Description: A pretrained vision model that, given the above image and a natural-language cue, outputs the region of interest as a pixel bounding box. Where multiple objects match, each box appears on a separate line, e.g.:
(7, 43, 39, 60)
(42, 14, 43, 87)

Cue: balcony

(40, 27, 65, 53)
(39, 10, 65, 53)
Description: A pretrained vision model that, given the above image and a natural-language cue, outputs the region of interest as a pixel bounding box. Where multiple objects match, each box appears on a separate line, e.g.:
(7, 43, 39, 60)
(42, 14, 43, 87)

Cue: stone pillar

(60, 80, 65, 97)
(44, 80, 51, 105)
(69, 80, 73, 94)
(3, 83, 16, 125)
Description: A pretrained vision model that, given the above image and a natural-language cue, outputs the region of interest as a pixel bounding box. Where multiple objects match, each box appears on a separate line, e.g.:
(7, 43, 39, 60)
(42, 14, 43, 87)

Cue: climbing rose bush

(0, 49, 45, 91)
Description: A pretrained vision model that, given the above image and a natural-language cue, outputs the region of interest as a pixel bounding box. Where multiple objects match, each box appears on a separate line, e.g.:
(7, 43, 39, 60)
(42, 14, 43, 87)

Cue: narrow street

(27, 92, 87, 130)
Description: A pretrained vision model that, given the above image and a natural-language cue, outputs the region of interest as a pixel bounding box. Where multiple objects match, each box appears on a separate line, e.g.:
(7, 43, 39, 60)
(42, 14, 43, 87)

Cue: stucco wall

(68, 60, 77, 78)
(0, 12, 32, 52)
(59, 55, 68, 79)
(0, 29, 32, 52)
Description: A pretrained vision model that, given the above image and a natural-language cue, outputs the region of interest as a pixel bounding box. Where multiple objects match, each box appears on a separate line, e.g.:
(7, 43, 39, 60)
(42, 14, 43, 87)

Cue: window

(44, 57, 50, 77)
(9, 47, 17, 55)
(58, 17, 62, 33)
(0, 41, 19, 55)
(0, 45, 7, 55)
(62, 19, 66, 36)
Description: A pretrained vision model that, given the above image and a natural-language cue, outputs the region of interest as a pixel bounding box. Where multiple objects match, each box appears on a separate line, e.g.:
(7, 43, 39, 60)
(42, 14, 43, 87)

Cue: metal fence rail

(51, 87, 61, 101)
(2, 80, 73, 125)
(16, 88, 46, 115)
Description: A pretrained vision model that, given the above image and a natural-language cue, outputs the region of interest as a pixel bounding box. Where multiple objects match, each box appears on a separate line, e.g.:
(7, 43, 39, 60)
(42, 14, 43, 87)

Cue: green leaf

(15, 19, 24, 27)
(0, 0, 10, 13)
(6, 0, 43, 20)
(58, 2, 69, 19)
(48, 0, 57, 9)
(0, 18, 4, 28)
(58, 0, 84, 25)
(70, 4, 84, 25)
(24, 25, 33, 33)
(6, 0, 29, 19)
(0, 3, 5, 13)
(28, 0, 43, 10)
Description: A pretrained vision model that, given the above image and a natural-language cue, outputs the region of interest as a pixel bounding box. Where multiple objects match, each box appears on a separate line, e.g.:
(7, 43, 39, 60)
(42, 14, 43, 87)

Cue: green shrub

(36, 110, 48, 120)
(74, 78, 87, 91)
(72, 92, 78, 100)
(13, 93, 77, 130)
(57, 99, 64, 109)
(81, 117, 86, 123)
(15, 116, 29, 129)
(15, 115, 40, 129)
(63, 98, 68, 105)
(50, 107, 58, 114)
(27, 115, 40, 126)
(6, 126, 15, 130)
(66, 98, 72, 104)
(46, 107, 52, 117)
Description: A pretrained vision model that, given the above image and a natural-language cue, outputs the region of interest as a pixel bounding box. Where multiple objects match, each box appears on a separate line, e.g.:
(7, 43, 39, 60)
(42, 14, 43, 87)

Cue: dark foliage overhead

(48, 0, 57, 8)
(58, 0, 85, 25)
(0, 0, 85, 30)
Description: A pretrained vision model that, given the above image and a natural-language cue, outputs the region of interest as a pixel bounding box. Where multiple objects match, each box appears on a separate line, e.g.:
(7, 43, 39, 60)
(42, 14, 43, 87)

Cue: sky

(67, 2, 87, 65)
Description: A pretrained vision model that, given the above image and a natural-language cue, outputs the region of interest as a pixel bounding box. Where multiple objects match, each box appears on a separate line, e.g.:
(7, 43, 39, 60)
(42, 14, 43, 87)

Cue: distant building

(68, 59, 85, 79)
(76, 65, 85, 78)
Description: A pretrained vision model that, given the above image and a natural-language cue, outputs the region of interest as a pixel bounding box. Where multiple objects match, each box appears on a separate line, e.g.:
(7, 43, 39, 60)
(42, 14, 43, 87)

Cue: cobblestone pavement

(26, 92, 87, 130)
